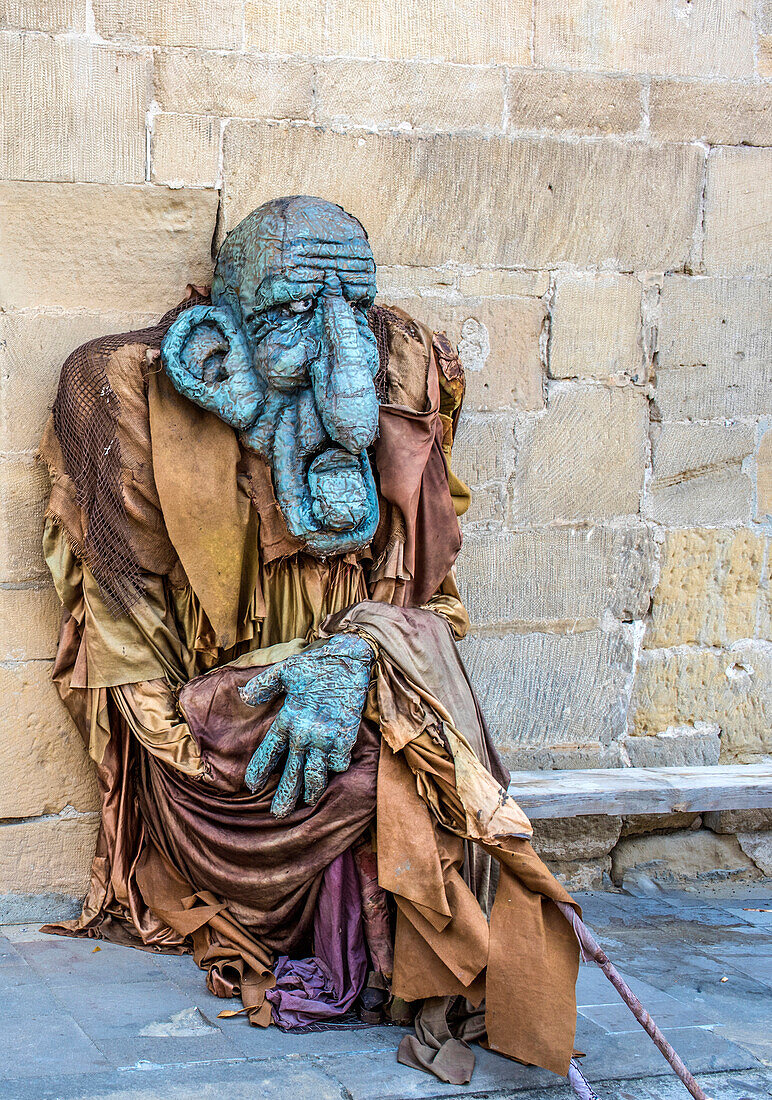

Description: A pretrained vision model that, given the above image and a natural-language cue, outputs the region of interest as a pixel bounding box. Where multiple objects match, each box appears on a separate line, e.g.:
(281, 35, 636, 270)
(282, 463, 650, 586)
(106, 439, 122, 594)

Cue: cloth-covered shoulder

(368, 304, 465, 419)
(44, 288, 210, 615)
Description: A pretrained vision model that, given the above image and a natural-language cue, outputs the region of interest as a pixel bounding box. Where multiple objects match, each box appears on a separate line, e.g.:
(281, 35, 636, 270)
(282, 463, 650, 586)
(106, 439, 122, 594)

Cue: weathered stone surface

(152, 113, 220, 187)
(530, 814, 622, 862)
(296, 0, 532, 65)
(0, 457, 51, 583)
(646, 529, 770, 649)
(459, 628, 634, 754)
(736, 832, 772, 874)
(452, 412, 514, 487)
(507, 70, 641, 135)
(546, 857, 610, 893)
(0, 816, 99, 897)
(0, 0, 84, 31)
(654, 276, 772, 421)
(757, 429, 772, 522)
(648, 423, 754, 527)
(761, 36, 772, 78)
(510, 386, 648, 525)
(456, 270, 549, 298)
(0, 36, 149, 184)
(549, 274, 642, 381)
(376, 267, 456, 297)
(649, 80, 772, 145)
(620, 812, 702, 838)
(535, 0, 756, 78)
(458, 485, 505, 529)
(0, 184, 217, 312)
(620, 724, 721, 768)
(0, 662, 98, 818)
(611, 829, 760, 887)
(94, 0, 242, 48)
(389, 295, 546, 412)
(632, 643, 772, 760)
(703, 148, 772, 276)
(222, 123, 703, 271)
(458, 527, 655, 629)
(0, 587, 61, 661)
(704, 809, 772, 834)
(154, 50, 313, 119)
(0, 309, 157, 453)
(316, 60, 505, 133)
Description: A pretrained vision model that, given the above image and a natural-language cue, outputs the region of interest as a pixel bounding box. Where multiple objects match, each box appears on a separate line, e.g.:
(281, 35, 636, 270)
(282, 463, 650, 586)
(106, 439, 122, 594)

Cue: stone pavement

(1, 883, 770, 1100)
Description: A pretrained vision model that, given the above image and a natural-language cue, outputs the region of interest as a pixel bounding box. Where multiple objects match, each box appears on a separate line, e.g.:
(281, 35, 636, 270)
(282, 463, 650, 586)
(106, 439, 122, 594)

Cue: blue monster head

(161, 196, 381, 557)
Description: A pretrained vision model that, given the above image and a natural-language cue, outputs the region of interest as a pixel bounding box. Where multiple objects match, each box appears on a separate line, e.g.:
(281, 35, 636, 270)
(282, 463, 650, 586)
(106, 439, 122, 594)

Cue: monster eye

(284, 299, 313, 315)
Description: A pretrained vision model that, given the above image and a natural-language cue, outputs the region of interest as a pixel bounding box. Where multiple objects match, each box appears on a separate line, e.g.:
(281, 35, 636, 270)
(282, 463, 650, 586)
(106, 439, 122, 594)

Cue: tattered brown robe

(40, 293, 579, 1083)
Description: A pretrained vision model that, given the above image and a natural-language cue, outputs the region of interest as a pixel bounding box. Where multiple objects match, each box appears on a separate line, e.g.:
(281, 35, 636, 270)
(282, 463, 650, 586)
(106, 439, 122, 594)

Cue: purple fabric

(267, 848, 367, 1029)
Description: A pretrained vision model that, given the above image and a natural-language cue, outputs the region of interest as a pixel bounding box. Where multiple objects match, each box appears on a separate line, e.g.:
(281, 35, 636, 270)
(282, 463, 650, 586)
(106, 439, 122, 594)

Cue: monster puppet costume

(40, 197, 580, 1085)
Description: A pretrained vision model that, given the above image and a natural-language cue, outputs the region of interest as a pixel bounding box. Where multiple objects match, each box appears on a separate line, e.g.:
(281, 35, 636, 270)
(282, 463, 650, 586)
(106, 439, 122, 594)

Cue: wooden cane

(557, 902, 711, 1100)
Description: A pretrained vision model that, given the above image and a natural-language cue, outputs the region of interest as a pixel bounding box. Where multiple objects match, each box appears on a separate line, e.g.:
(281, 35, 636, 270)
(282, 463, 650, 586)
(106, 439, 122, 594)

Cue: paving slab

(0, 883, 769, 1100)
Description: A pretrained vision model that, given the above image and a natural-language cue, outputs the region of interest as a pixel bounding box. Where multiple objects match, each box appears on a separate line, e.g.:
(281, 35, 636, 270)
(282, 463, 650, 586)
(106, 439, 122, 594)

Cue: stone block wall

(1, 0, 770, 909)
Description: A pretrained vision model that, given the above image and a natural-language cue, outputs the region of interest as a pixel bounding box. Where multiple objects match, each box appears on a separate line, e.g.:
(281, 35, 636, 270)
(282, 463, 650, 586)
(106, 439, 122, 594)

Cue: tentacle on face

(240, 388, 288, 460)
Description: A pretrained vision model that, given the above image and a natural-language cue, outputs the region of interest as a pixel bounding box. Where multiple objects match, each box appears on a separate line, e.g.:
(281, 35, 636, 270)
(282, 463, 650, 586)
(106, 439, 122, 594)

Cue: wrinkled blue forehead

(213, 197, 377, 315)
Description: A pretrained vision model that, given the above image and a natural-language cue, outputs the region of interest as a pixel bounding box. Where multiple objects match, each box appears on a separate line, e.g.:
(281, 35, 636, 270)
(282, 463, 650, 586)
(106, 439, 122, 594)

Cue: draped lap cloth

(40, 293, 580, 1084)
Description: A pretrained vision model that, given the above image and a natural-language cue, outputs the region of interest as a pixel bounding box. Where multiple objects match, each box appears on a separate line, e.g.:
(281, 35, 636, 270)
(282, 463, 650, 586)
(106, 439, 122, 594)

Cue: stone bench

(506, 764, 772, 890)
(507, 763, 772, 819)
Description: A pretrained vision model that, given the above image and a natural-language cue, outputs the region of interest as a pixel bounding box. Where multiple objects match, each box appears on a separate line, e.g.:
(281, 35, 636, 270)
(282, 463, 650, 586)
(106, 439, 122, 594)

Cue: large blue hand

(239, 634, 374, 817)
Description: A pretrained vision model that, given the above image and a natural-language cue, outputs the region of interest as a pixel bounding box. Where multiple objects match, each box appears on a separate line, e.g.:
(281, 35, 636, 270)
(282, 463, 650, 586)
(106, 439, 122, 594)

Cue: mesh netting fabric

(368, 304, 415, 403)
(51, 290, 209, 616)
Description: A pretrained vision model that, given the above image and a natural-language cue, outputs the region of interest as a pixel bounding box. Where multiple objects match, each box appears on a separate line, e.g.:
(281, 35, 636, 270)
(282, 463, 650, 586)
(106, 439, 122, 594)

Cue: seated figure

(40, 196, 579, 1084)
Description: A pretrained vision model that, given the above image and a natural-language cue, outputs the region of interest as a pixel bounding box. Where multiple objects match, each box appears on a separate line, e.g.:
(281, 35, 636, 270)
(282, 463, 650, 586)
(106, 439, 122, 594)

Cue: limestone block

(757, 429, 772, 522)
(0, 309, 157, 453)
(316, 60, 505, 133)
(703, 148, 772, 276)
(620, 812, 701, 838)
(761, 37, 772, 79)
(452, 412, 515, 486)
(0, 183, 217, 312)
(611, 829, 759, 887)
(93, 0, 242, 48)
(222, 122, 703, 271)
(0, 662, 98, 818)
(649, 80, 772, 146)
(620, 724, 721, 768)
(645, 529, 770, 649)
(319, 0, 532, 65)
(549, 274, 642, 381)
(648, 423, 754, 527)
(632, 643, 772, 759)
(507, 71, 641, 135)
(704, 809, 772, 834)
(510, 386, 648, 525)
(458, 628, 634, 753)
(737, 832, 772, 875)
(530, 814, 622, 862)
(0, 457, 51, 583)
(154, 50, 313, 119)
(0, 36, 149, 185)
(0, 586, 61, 661)
(456, 270, 549, 298)
(387, 296, 546, 412)
(152, 113, 220, 188)
(546, 857, 610, 892)
(655, 276, 772, 421)
(244, 0, 326, 54)
(376, 267, 456, 297)
(534, 0, 755, 78)
(0, 816, 98, 897)
(0, 0, 84, 31)
(458, 526, 655, 629)
(458, 485, 505, 529)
